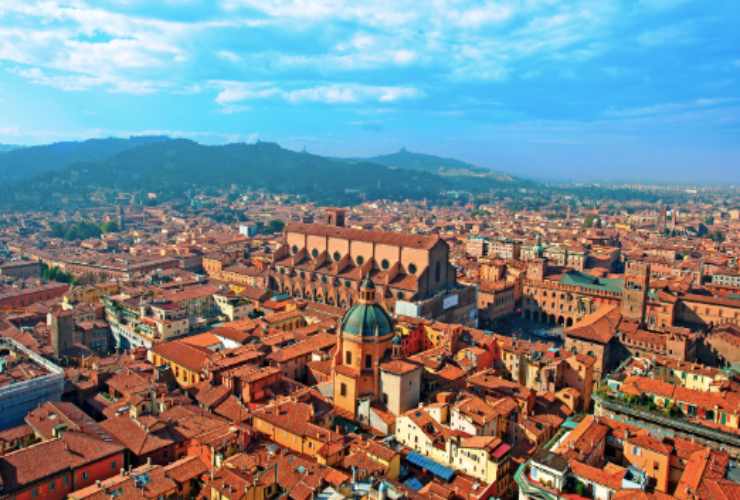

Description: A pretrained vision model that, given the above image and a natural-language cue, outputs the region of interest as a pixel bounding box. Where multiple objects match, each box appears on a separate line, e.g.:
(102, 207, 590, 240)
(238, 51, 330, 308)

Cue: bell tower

(332, 278, 394, 419)
(621, 261, 650, 326)
(324, 208, 346, 227)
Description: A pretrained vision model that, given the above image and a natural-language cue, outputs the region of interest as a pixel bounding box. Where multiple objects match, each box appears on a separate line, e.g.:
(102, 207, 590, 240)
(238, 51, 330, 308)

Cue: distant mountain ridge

(359, 148, 516, 181)
(0, 136, 170, 182)
(0, 137, 528, 210)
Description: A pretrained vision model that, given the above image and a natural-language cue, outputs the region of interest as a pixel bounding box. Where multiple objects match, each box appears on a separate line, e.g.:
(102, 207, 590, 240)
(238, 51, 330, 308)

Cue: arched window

(311, 248, 319, 258)
(408, 263, 417, 274)
(381, 259, 390, 270)
(291, 245, 298, 254)
(333, 251, 341, 262)
(356, 255, 364, 265)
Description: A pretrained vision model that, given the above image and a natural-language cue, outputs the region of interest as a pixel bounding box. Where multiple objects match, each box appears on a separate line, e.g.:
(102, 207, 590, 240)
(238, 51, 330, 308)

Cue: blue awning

(405, 452, 455, 482)
(403, 477, 424, 491)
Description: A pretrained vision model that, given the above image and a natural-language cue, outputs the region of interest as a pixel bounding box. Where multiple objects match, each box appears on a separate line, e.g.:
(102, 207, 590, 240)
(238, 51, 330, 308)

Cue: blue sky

(1, 0, 739, 183)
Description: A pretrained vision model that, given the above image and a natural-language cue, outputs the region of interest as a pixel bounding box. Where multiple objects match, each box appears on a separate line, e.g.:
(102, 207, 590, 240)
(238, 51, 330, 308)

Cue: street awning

(405, 452, 455, 482)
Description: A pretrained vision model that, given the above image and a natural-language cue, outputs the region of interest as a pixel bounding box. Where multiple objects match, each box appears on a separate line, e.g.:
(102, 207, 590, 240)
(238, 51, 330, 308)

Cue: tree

(575, 481, 586, 497)
(583, 215, 601, 228)
(267, 219, 285, 234)
(100, 220, 119, 233)
(40, 262, 77, 285)
(710, 230, 725, 243)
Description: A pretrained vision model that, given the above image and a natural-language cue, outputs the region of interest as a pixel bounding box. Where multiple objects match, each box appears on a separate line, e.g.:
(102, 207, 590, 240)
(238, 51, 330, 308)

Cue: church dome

(341, 303, 394, 337)
(340, 277, 394, 337)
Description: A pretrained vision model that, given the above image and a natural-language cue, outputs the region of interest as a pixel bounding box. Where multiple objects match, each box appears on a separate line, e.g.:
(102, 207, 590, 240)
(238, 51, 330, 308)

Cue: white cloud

(9, 66, 163, 94)
(216, 50, 242, 63)
(454, 4, 513, 28)
(212, 81, 280, 104)
(211, 81, 422, 105)
(0, 1, 236, 94)
(221, 0, 417, 27)
(286, 84, 421, 103)
(604, 97, 738, 118)
(392, 49, 416, 65)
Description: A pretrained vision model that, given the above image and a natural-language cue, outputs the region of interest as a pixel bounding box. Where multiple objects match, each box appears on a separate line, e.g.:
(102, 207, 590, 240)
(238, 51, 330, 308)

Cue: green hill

(0, 139, 529, 211)
(0, 136, 170, 182)
(361, 148, 516, 181)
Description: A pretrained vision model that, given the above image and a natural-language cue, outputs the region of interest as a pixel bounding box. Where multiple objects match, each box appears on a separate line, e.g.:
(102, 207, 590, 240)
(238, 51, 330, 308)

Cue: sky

(0, 0, 739, 184)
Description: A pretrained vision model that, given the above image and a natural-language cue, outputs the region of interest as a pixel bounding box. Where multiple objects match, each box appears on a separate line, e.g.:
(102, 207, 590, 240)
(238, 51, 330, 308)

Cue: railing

(594, 394, 740, 449)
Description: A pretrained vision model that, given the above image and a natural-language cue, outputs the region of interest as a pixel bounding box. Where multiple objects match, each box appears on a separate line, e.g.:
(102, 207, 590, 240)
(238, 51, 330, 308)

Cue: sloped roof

(286, 223, 442, 250)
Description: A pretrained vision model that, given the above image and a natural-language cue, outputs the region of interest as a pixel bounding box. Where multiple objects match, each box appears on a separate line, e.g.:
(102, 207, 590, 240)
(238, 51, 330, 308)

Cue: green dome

(341, 302, 394, 337)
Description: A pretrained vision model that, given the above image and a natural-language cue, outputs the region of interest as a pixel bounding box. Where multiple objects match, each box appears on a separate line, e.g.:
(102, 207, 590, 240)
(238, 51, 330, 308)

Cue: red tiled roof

(0, 431, 123, 491)
(565, 305, 621, 344)
(151, 339, 211, 372)
(285, 222, 442, 250)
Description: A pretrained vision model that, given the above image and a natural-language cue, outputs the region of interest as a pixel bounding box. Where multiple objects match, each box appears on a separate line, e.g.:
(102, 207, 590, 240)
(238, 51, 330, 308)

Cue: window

(365, 354, 372, 369)
(32, 487, 39, 498)
(112, 460, 118, 470)
(82, 471, 89, 481)
(311, 248, 319, 258)
(49, 480, 56, 491)
(408, 263, 417, 274)
(381, 259, 390, 270)
(356, 255, 364, 265)
(435, 262, 441, 282)
(291, 245, 298, 254)
(340, 383, 347, 396)
(333, 251, 341, 262)
(633, 446, 641, 456)
(345, 351, 352, 365)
